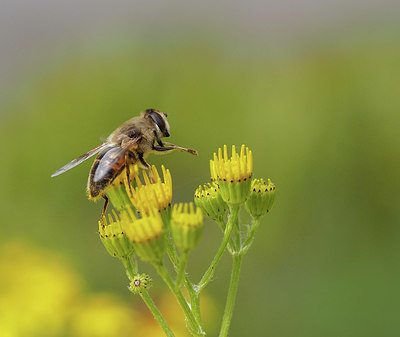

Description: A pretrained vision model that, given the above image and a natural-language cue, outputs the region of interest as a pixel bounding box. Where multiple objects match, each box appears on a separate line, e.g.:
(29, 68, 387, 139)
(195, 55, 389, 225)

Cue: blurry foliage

(1, 32, 400, 336)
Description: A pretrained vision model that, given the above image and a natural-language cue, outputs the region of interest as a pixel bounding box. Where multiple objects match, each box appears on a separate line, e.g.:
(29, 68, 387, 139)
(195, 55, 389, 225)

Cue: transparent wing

(51, 143, 110, 177)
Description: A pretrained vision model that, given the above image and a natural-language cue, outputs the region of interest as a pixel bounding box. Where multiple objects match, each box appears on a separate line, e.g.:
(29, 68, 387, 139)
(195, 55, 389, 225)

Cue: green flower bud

(194, 182, 228, 221)
(129, 273, 152, 294)
(210, 145, 253, 205)
(99, 213, 135, 259)
(245, 178, 276, 218)
(171, 203, 204, 253)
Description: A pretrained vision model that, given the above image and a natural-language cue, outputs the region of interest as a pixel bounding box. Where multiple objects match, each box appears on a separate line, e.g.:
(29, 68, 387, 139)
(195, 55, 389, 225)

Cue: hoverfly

(51, 109, 197, 215)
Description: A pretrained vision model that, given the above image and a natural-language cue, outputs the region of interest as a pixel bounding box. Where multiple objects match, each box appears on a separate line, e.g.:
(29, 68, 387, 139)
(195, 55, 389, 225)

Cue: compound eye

(149, 112, 167, 134)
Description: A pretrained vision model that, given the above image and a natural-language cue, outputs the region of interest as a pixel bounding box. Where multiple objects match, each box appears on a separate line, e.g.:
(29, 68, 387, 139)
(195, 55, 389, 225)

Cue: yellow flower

(121, 208, 166, 264)
(210, 144, 253, 183)
(171, 203, 204, 252)
(0, 241, 81, 337)
(209, 145, 253, 204)
(128, 165, 172, 215)
(70, 294, 137, 337)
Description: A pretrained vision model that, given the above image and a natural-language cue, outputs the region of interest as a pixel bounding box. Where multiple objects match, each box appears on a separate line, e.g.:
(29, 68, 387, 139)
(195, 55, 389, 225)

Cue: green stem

(167, 242, 202, 326)
(228, 204, 241, 252)
(216, 218, 236, 252)
(241, 217, 260, 254)
(167, 240, 179, 266)
(140, 291, 176, 337)
(176, 251, 189, 287)
(219, 254, 243, 337)
(121, 257, 174, 337)
(154, 264, 204, 337)
(122, 256, 137, 281)
(197, 216, 235, 292)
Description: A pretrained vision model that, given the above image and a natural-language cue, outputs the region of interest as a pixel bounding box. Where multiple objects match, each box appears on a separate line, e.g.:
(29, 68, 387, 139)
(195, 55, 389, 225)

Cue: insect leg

(138, 153, 154, 182)
(124, 153, 134, 197)
(101, 195, 109, 221)
(154, 142, 198, 155)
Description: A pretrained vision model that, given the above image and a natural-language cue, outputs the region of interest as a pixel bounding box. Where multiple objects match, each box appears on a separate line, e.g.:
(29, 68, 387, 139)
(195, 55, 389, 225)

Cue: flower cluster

(99, 165, 205, 268)
(99, 145, 275, 265)
(96, 144, 276, 337)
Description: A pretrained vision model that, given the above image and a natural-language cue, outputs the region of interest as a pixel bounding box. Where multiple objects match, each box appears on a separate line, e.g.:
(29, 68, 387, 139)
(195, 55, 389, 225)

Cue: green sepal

(132, 236, 166, 265)
(217, 178, 251, 205)
(171, 222, 204, 253)
(160, 207, 172, 232)
(106, 183, 136, 213)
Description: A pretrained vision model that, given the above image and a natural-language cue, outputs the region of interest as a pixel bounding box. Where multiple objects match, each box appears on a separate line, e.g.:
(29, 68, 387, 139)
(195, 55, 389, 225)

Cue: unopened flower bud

(245, 178, 276, 218)
(99, 212, 135, 259)
(194, 182, 227, 221)
(129, 273, 152, 294)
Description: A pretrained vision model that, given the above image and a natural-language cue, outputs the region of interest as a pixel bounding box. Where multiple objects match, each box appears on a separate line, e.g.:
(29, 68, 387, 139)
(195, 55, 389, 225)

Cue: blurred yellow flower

(69, 295, 137, 337)
(0, 240, 217, 337)
(0, 241, 81, 337)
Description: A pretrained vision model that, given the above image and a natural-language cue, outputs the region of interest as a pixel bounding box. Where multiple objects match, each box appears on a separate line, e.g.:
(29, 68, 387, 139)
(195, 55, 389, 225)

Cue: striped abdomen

(87, 146, 127, 199)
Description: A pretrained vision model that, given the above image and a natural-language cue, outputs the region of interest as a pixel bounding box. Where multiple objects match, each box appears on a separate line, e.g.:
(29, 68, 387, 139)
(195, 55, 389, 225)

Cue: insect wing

(51, 143, 109, 177)
(92, 147, 127, 183)
(92, 137, 141, 183)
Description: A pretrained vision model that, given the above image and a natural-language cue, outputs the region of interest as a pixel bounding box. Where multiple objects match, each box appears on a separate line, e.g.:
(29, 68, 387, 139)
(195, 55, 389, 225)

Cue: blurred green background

(1, 1, 400, 336)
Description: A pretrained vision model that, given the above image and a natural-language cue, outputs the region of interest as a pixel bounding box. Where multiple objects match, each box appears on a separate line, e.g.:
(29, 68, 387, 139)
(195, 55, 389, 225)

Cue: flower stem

(218, 253, 243, 337)
(121, 257, 174, 337)
(176, 251, 189, 287)
(166, 242, 202, 326)
(241, 216, 260, 254)
(140, 291, 176, 337)
(121, 256, 138, 280)
(228, 204, 241, 252)
(197, 214, 235, 292)
(154, 263, 204, 337)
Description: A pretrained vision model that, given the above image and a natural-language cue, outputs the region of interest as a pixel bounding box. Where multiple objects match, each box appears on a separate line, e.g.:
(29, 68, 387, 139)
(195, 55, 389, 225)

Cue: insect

(51, 108, 198, 215)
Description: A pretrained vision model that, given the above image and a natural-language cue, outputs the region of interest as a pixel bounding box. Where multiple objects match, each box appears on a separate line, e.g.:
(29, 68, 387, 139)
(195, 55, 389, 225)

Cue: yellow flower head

(121, 209, 166, 264)
(210, 145, 253, 183)
(128, 165, 172, 214)
(99, 211, 135, 259)
(113, 164, 139, 186)
(171, 203, 204, 252)
(121, 208, 163, 244)
(209, 145, 253, 204)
